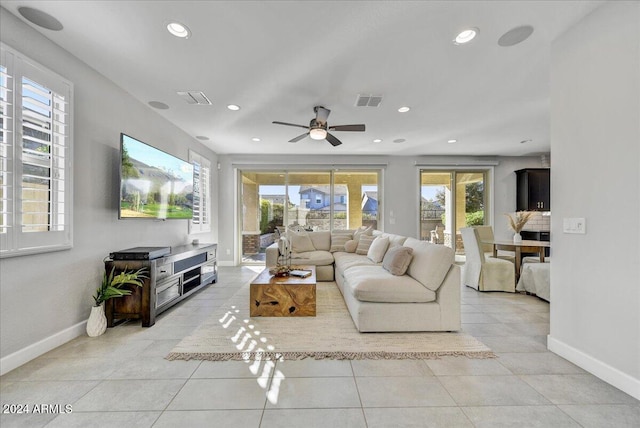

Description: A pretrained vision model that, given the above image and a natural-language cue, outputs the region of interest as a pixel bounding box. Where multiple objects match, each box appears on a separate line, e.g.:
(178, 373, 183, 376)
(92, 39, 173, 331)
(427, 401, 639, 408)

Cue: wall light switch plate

(563, 217, 586, 234)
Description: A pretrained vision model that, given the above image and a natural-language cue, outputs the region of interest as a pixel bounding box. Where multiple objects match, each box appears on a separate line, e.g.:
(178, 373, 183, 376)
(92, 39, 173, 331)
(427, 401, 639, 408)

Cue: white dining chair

(473, 225, 515, 263)
(460, 227, 515, 292)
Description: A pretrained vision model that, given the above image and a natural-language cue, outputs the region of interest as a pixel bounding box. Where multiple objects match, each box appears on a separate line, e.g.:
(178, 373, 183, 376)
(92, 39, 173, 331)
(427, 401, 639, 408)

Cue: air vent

(177, 91, 212, 105)
(355, 94, 383, 107)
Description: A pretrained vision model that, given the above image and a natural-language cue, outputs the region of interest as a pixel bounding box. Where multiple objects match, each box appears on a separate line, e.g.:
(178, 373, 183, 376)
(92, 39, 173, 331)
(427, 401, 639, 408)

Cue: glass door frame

(417, 167, 494, 251)
(237, 167, 383, 265)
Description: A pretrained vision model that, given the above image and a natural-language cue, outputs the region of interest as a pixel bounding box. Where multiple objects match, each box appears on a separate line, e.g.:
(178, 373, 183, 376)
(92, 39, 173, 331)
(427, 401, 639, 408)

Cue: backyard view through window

(420, 170, 487, 254)
(240, 170, 380, 263)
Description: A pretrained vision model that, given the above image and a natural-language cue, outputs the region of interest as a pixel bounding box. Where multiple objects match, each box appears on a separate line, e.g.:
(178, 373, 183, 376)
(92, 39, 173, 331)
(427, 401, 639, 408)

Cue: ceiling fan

(272, 106, 365, 146)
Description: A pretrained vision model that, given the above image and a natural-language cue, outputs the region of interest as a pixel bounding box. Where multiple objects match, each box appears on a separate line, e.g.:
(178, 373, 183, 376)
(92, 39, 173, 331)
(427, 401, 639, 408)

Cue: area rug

(167, 281, 494, 361)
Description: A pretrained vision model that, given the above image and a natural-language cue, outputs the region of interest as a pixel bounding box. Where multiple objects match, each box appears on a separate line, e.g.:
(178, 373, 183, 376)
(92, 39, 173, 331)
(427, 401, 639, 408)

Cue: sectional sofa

(265, 229, 461, 332)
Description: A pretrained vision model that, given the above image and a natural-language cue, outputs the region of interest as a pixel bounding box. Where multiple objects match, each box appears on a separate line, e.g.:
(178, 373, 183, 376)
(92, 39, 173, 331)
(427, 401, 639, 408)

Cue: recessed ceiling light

(148, 101, 169, 110)
(251, 137, 261, 142)
(18, 7, 63, 31)
(167, 22, 191, 39)
(398, 106, 411, 113)
(196, 136, 209, 141)
(393, 138, 406, 144)
(447, 139, 457, 144)
(454, 28, 478, 45)
(227, 104, 241, 111)
(520, 139, 532, 144)
(373, 139, 383, 143)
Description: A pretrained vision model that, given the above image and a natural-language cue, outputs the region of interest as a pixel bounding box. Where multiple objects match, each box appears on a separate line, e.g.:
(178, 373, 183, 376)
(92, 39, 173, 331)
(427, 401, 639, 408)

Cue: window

(189, 150, 212, 234)
(239, 169, 381, 263)
(1, 43, 73, 258)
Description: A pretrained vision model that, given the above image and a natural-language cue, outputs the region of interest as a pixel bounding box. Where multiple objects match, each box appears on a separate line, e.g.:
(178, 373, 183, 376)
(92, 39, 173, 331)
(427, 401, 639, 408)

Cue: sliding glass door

(420, 170, 487, 254)
(334, 171, 379, 231)
(239, 169, 380, 263)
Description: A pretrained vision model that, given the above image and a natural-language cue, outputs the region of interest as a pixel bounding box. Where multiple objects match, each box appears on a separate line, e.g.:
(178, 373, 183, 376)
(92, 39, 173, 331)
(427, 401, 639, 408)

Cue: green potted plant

(87, 266, 148, 337)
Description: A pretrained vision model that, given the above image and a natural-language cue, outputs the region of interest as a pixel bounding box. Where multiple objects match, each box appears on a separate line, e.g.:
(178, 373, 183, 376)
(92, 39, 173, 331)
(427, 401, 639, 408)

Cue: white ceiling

(2, 0, 603, 156)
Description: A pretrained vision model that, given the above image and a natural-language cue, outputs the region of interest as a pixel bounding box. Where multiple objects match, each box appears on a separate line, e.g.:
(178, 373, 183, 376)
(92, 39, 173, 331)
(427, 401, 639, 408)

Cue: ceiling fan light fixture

(454, 28, 478, 45)
(309, 128, 327, 140)
(167, 22, 191, 39)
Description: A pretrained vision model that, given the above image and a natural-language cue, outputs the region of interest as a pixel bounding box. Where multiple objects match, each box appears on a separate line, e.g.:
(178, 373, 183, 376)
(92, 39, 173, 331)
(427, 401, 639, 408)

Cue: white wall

(549, 1, 639, 399)
(0, 10, 218, 370)
(216, 154, 545, 264)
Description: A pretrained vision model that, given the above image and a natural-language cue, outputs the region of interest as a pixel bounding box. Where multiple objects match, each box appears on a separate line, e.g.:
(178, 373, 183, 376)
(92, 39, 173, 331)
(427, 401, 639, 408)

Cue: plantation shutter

(0, 62, 13, 251)
(189, 150, 211, 234)
(1, 43, 73, 257)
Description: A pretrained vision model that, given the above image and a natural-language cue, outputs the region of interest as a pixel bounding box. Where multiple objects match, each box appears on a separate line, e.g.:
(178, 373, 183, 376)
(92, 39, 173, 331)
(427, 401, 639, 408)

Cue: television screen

(119, 134, 194, 219)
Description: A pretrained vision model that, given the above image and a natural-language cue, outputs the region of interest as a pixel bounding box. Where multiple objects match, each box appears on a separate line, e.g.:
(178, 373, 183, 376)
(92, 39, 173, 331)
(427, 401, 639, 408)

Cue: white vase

(513, 232, 523, 244)
(86, 304, 107, 337)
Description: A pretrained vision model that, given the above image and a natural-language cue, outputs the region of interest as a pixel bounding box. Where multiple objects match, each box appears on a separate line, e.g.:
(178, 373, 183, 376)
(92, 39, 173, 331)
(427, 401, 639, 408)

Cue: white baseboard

(0, 320, 86, 376)
(548, 335, 640, 400)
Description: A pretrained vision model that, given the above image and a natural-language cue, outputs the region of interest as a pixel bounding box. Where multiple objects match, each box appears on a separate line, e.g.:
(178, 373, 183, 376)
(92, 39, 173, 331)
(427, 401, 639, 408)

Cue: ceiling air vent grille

(355, 94, 383, 107)
(177, 91, 212, 105)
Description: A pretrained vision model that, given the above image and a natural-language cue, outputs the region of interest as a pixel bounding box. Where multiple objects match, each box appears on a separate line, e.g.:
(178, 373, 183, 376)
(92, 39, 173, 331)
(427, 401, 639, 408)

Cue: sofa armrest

(435, 264, 461, 330)
(265, 243, 280, 267)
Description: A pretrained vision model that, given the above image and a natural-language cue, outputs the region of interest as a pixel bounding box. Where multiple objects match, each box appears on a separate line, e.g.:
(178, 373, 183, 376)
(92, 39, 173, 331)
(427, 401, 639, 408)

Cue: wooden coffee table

(250, 266, 316, 317)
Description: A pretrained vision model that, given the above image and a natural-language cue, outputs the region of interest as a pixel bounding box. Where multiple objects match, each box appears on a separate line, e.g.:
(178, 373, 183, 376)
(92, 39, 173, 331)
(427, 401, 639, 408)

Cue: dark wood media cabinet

(104, 243, 217, 327)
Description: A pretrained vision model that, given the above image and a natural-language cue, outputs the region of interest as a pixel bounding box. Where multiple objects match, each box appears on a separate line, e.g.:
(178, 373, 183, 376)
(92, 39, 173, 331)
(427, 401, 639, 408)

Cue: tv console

(104, 243, 217, 327)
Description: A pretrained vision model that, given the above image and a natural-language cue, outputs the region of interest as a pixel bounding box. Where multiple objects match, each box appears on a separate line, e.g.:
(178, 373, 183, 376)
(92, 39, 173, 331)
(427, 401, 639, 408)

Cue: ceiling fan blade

(325, 132, 342, 146)
(289, 132, 309, 143)
(272, 121, 309, 130)
(328, 124, 366, 132)
(315, 106, 331, 125)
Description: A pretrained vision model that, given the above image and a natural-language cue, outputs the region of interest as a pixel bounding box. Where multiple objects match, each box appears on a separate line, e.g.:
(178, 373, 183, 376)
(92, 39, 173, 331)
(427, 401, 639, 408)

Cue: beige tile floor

(1, 266, 638, 427)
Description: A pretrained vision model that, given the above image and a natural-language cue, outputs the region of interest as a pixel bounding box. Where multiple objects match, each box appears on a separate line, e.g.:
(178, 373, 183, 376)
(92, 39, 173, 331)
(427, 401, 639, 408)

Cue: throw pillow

(382, 246, 414, 276)
(367, 236, 390, 263)
(344, 240, 358, 253)
(330, 231, 353, 253)
(288, 230, 316, 253)
(355, 234, 376, 255)
(353, 225, 373, 244)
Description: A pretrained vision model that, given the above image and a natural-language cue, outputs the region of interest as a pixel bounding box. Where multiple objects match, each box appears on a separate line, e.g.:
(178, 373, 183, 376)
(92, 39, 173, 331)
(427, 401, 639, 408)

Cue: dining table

(482, 239, 550, 279)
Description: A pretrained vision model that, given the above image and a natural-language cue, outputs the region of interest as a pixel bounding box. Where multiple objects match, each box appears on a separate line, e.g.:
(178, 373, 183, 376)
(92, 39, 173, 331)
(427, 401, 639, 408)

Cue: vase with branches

(505, 211, 534, 243)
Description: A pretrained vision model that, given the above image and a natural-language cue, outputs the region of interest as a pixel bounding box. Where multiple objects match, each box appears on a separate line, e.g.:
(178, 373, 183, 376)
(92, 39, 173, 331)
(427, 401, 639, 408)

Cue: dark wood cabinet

(520, 230, 551, 257)
(515, 168, 550, 211)
(105, 243, 217, 327)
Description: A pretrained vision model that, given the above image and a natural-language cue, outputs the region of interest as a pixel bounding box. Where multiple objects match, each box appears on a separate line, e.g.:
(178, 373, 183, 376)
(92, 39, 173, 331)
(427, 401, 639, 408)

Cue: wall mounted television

(119, 133, 194, 220)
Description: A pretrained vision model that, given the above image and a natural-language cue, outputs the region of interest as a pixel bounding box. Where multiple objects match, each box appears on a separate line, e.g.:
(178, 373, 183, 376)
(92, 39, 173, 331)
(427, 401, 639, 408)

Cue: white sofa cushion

(289, 230, 316, 253)
(334, 252, 378, 272)
(290, 250, 334, 266)
(378, 233, 408, 249)
(344, 266, 436, 303)
(309, 231, 331, 251)
(367, 236, 390, 263)
(404, 238, 455, 292)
